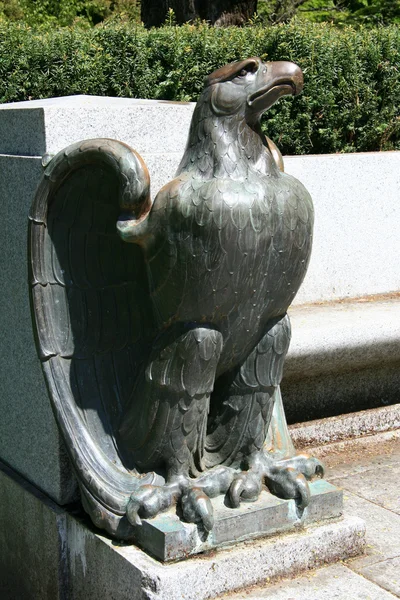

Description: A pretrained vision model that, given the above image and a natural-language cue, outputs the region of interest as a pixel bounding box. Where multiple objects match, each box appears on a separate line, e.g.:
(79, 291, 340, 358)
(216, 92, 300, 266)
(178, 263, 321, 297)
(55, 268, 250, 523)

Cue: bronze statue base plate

(132, 479, 342, 561)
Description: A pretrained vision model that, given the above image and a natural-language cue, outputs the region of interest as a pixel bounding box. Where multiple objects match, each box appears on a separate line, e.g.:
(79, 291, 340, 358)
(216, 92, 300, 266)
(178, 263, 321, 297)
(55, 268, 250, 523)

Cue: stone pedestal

(133, 480, 342, 562)
(0, 461, 366, 600)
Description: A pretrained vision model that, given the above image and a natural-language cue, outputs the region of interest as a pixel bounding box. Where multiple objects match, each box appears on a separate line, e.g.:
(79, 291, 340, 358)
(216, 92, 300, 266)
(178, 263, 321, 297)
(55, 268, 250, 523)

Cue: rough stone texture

(0, 155, 77, 504)
(221, 563, 398, 599)
(286, 152, 400, 306)
(97, 517, 365, 600)
(289, 404, 400, 448)
(0, 95, 194, 157)
(0, 460, 365, 600)
(132, 480, 342, 561)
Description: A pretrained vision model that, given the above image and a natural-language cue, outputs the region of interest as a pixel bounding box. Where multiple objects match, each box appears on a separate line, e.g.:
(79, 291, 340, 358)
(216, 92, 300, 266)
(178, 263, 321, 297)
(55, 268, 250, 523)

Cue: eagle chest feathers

(143, 154, 314, 349)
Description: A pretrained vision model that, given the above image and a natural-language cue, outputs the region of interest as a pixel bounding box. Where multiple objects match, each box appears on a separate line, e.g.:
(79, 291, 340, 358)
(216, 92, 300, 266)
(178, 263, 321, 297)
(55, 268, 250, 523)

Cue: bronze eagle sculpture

(29, 57, 324, 539)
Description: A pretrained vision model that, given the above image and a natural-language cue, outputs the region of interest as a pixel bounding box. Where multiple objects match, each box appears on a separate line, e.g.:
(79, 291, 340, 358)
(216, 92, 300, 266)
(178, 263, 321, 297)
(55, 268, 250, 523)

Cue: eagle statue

(29, 57, 324, 540)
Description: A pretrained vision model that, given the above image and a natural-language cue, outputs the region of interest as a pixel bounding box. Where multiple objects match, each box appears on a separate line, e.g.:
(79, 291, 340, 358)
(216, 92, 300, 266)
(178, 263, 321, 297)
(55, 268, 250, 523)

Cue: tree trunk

(141, 0, 258, 27)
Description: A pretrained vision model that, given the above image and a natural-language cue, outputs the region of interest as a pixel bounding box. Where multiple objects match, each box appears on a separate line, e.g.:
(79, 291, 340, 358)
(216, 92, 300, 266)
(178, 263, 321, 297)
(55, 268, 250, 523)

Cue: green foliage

(0, 20, 399, 154)
(0, 0, 140, 26)
(340, 0, 400, 25)
(1, 0, 398, 26)
(257, 0, 400, 25)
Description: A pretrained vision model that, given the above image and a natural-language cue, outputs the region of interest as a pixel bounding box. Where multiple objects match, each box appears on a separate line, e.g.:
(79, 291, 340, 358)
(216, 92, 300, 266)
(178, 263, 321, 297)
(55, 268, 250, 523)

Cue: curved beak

(247, 61, 304, 118)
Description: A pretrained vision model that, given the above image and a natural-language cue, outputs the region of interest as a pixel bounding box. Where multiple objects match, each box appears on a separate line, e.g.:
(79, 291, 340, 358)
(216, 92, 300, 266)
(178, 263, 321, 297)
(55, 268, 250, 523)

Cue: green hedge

(0, 21, 399, 154)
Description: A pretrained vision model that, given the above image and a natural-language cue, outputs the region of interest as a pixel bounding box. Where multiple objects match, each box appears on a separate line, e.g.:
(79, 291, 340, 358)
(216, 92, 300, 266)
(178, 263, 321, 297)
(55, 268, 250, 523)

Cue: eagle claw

(228, 471, 263, 508)
(265, 454, 325, 511)
(126, 484, 174, 527)
(181, 487, 214, 532)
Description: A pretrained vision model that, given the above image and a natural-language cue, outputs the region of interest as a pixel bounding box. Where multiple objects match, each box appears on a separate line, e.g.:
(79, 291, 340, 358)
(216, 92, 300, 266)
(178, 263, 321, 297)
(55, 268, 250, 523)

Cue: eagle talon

(181, 487, 214, 531)
(265, 466, 311, 509)
(275, 454, 325, 481)
(126, 484, 175, 527)
(228, 471, 263, 508)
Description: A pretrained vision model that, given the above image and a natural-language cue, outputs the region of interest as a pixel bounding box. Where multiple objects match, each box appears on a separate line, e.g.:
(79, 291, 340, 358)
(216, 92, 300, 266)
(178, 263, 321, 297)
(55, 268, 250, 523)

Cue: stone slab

(334, 466, 400, 516)
(343, 490, 400, 569)
(319, 430, 400, 481)
(324, 436, 400, 570)
(287, 298, 400, 378)
(286, 151, 400, 306)
(0, 461, 365, 600)
(221, 562, 398, 600)
(0, 155, 78, 504)
(91, 516, 365, 600)
(359, 557, 400, 598)
(282, 360, 400, 424)
(1, 96, 399, 304)
(283, 298, 400, 422)
(132, 479, 342, 561)
(221, 430, 400, 600)
(0, 95, 195, 156)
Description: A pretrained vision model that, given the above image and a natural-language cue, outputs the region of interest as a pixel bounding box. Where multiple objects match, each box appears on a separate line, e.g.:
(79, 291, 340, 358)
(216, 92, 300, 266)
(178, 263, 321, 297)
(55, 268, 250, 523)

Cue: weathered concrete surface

(221, 563, 398, 599)
(336, 465, 400, 516)
(0, 460, 364, 600)
(360, 557, 400, 598)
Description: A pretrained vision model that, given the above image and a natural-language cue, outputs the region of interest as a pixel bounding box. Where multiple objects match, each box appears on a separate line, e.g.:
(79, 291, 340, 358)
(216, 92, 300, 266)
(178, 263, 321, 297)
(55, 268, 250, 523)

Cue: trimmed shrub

(0, 21, 399, 154)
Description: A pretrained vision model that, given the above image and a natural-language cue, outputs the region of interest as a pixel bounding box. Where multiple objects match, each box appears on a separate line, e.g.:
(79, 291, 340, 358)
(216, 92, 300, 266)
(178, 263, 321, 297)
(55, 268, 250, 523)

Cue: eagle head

(205, 57, 303, 124)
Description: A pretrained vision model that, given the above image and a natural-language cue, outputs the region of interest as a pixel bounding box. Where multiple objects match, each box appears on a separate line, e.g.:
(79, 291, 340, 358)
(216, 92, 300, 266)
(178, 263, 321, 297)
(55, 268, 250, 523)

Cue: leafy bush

(0, 20, 399, 154)
(0, 0, 140, 26)
(257, 0, 400, 25)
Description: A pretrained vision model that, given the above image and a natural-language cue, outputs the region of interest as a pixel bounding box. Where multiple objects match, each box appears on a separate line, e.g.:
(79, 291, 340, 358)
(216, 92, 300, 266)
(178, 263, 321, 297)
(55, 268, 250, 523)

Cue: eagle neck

(176, 97, 277, 181)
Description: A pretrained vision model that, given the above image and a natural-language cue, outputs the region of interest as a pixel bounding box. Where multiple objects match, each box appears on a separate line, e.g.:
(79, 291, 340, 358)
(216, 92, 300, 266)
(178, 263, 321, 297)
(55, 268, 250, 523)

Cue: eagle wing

(29, 139, 158, 538)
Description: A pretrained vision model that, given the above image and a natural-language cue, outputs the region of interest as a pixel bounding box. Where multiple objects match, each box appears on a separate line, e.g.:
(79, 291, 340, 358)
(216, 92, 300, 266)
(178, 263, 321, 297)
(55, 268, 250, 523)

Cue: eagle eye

(237, 62, 258, 78)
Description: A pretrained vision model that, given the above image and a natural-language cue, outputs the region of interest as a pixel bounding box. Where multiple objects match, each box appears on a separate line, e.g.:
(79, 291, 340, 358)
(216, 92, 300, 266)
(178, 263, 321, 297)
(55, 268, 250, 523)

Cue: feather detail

(29, 139, 154, 522)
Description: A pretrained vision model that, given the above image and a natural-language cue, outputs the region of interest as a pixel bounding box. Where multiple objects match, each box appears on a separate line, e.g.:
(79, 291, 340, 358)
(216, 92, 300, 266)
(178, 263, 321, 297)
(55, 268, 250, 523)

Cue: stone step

(282, 295, 400, 423)
(289, 404, 400, 449)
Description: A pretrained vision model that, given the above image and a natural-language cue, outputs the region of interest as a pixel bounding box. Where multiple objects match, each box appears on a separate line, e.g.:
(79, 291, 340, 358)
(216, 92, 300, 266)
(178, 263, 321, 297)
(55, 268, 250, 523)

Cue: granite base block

(133, 479, 342, 561)
(0, 154, 78, 505)
(0, 461, 365, 600)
